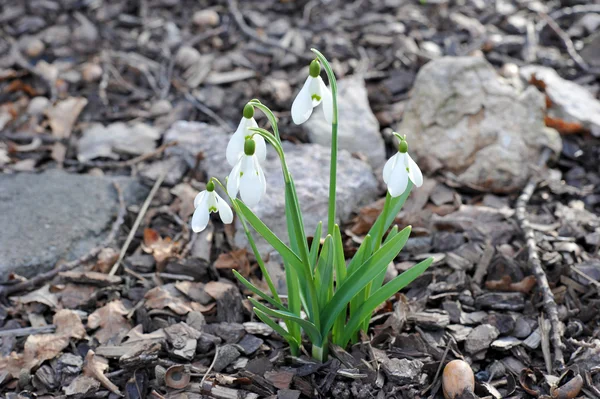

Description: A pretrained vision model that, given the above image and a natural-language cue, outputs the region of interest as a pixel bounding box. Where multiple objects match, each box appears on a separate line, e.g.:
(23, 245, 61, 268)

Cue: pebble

(81, 63, 103, 82)
(193, 10, 220, 27)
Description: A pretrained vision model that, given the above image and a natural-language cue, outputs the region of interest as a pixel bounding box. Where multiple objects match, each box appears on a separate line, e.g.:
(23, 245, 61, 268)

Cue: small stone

(243, 322, 274, 336)
(27, 96, 50, 116)
(175, 46, 201, 69)
(381, 358, 423, 384)
(500, 63, 519, 78)
(491, 336, 521, 350)
(421, 41, 443, 57)
(186, 311, 206, 331)
(22, 37, 45, 58)
(513, 316, 533, 338)
(465, 324, 499, 354)
(213, 344, 240, 372)
(81, 63, 102, 82)
(486, 313, 515, 335)
(149, 100, 173, 116)
(476, 292, 525, 311)
(203, 322, 245, 343)
(193, 10, 220, 27)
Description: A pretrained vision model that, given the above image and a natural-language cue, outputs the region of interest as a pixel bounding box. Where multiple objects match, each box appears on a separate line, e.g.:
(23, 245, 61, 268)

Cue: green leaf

(368, 183, 412, 252)
(315, 236, 334, 308)
(309, 221, 323, 268)
(232, 270, 287, 311)
(249, 298, 323, 345)
(383, 225, 399, 245)
(253, 308, 298, 346)
(236, 200, 304, 274)
(332, 224, 346, 286)
(347, 234, 372, 277)
(320, 226, 411, 337)
(341, 257, 433, 346)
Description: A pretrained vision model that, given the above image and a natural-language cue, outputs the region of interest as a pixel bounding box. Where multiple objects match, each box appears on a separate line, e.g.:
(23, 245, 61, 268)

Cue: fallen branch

(1, 183, 126, 298)
(515, 147, 565, 371)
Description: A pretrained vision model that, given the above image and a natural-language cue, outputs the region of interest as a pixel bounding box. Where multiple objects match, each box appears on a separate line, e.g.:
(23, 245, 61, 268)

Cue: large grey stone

(302, 76, 386, 169)
(0, 170, 148, 279)
(520, 65, 600, 137)
(397, 56, 561, 193)
(164, 121, 378, 254)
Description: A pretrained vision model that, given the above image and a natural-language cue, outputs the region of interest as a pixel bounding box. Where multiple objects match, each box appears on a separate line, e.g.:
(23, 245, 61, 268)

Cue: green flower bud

(398, 139, 408, 153)
(206, 180, 215, 192)
(244, 138, 256, 156)
(243, 103, 254, 119)
(309, 60, 321, 78)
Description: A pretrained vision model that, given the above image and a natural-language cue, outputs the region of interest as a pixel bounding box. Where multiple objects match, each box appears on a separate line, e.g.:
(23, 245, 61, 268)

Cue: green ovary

(311, 94, 321, 102)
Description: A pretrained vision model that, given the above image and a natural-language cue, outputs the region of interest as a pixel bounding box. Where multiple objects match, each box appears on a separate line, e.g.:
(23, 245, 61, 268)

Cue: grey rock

(165, 121, 378, 255)
(465, 324, 500, 354)
(521, 65, 600, 137)
(381, 358, 423, 384)
(302, 76, 386, 169)
(213, 344, 241, 372)
(0, 170, 148, 279)
(237, 334, 264, 355)
(398, 56, 561, 193)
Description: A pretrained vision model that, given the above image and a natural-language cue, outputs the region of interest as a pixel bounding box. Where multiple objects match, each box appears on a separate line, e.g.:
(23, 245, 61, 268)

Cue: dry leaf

(170, 183, 197, 220)
(350, 197, 386, 235)
(485, 275, 537, 294)
(544, 115, 585, 135)
(87, 300, 132, 344)
(93, 247, 119, 273)
(214, 249, 250, 273)
(145, 285, 193, 315)
(13, 284, 59, 308)
(45, 97, 88, 139)
(57, 284, 95, 309)
(142, 228, 178, 270)
(64, 375, 100, 396)
(54, 309, 86, 339)
(83, 350, 122, 395)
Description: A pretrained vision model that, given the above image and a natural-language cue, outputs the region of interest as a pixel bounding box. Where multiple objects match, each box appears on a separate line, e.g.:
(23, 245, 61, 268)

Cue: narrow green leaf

(253, 308, 298, 346)
(232, 270, 287, 311)
(315, 236, 334, 308)
(341, 257, 433, 346)
(368, 183, 412, 252)
(331, 224, 347, 344)
(347, 234, 372, 277)
(383, 225, 399, 245)
(249, 298, 322, 345)
(320, 226, 411, 337)
(309, 221, 323, 268)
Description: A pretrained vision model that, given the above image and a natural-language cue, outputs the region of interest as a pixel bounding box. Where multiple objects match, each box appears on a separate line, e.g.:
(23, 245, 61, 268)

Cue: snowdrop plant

(192, 49, 432, 361)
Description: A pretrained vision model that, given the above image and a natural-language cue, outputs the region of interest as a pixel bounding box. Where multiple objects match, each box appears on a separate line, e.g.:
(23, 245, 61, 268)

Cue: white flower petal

(291, 76, 315, 125)
(191, 194, 210, 232)
(226, 118, 249, 166)
(382, 153, 399, 184)
(257, 157, 267, 196)
(387, 156, 409, 197)
(309, 77, 323, 107)
(317, 77, 333, 124)
(206, 191, 218, 210)
(406, 153, 423, 187)
(216, 194, 234, 224)
(193, 190, 207, 208)
(227, 160, 242, 199)
(240, 157, 263, 207)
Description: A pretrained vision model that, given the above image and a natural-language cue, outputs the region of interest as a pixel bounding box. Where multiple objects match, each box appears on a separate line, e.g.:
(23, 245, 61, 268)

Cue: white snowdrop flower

(192, 180, 233, 233)
(227, 137, 267, 207)
(383, 137, 423, 197)
(226, 104, 267, 166)
(291, 60, 333, 125)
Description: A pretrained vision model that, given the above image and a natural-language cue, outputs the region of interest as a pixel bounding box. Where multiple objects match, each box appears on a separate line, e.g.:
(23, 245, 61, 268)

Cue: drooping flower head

(226, 103, 267, 166)
(383, 135, 423, 197)
(291, 59, 333, 125)
(227, 137, 267, 208)
(192, 180, 234, 233)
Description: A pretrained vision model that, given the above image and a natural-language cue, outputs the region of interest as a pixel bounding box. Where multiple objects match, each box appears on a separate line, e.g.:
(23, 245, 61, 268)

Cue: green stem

(312, 344, 327, 362)
(311, 49, 338, 236)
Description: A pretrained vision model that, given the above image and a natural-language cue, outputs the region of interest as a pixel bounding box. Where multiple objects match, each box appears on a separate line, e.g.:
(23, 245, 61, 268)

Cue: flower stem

(312, 344, 327, 362)
(311, 49, 338, 236)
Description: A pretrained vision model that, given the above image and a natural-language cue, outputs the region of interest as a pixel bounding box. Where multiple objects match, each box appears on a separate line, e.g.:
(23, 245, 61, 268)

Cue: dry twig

(515, 147, 565, 371)
(1, 183, 126, 298)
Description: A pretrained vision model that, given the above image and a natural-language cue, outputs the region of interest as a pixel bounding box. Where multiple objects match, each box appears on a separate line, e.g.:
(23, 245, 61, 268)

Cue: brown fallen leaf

(88, 300, 132, 344)
(12, 284, 59, 308)
(45, 97, 88, 139)
(0, 309, 85, 378)
(214, 249, 250, 273)
(54, 309, 86, 339)
(64, 375, 100, 397)
(350, 197, 386, 235)
(485, 275, 537, 294)
(93, 247, 119, 274)
(529, 74, 547, 90)
(544, 115, 586, 135)
(142, 228, 178, 270)
(56, 283, 96, 309)
(145, 284, 193, 315)
(83, 350, 122, 396)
